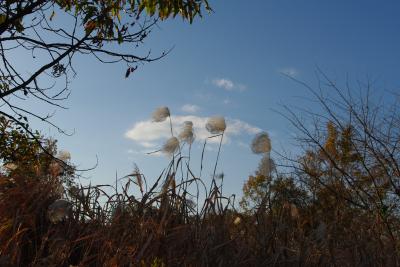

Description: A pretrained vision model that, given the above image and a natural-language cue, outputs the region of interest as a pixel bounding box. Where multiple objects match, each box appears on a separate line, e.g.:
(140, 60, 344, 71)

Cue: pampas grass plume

(251, 132, 271, 154)
(178, 121, 195, 144)
(162, 136, 180, 155)
(152, 106, 170, 122)
(233, 216, 241, 225)
(48, 199, 71, 223)
(3, 163, 17, 171)
(57, 150, 71, 161)
(206, 116, 226, 134)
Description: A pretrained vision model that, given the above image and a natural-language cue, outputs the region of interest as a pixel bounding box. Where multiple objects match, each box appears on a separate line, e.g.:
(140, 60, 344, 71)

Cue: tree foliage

(0, 116, 74, 186)
(0, 0, 210, 150)
(236, 74, 400, 264)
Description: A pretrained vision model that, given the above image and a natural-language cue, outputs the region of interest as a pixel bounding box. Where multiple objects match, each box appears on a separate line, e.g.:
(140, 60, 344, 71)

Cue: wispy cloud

(213, 78, 234, 90)
(222, 98, 231, 105)
(212, 78, 247, 91)
(279, 67, 299, 77)
(237, 141, 249, 149)
(125, 115, 261, 148)
(181, 104, 200, 113)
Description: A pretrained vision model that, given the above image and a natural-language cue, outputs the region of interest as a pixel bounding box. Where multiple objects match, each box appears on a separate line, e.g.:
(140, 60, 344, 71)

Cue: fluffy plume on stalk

(178, 121, 195, 144)
(206, 116, 226, 134)
(251, 132, 271, 154)
(3, 163, 17, 171)
(233, 216, 241, 225)
(131, 165, 144, 194)
(206, 117, 226, 183)
(48, 199, 72, 224)
(162, 137, 180, 156)
(57, 150, 71, 161)
(152, 106, 170, 122)
(49, 161, 63, 178)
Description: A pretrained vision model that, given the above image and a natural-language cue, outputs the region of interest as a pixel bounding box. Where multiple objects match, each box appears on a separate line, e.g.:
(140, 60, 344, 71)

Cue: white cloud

(181, 104, 200, 113)
(125, 115, 261, 148)
(223, 99, 231, 105)
(140, 141, 157, 148)
(279, 67, 299, 77)
(125, 120, 170, 144)
(212, 78, 247, 91)
(213, 78, 234, 90)
(237, 141, 249, 149)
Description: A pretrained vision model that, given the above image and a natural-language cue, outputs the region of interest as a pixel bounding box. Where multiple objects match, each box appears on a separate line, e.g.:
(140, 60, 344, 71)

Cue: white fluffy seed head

(233, 216, 241, 225)
(162, 137, 180, 155)
(57, 150, 71, 161)
(48, 199, 71, 223)
(152, 106, 170, 122)
(206, 116, 226, 134)
(251, 132, 271, 154)
(178, 121, 195, 144)
(49, 161, 63, 178)
(3, 163, 17, 171)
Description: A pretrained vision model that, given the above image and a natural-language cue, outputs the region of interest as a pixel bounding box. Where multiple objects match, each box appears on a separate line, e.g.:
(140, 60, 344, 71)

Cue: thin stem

(212, 132, 224, 183)
(199, 139, 207, 178)
(168, 115, 174, 136)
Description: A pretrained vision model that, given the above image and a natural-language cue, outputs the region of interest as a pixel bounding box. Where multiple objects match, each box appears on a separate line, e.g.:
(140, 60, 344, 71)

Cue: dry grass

(0, 154, 399, 267)
(1, 92, 400, 266)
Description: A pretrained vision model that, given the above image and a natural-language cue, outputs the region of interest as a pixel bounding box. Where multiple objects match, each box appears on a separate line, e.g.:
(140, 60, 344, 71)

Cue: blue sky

(17, 0, 400, 198)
